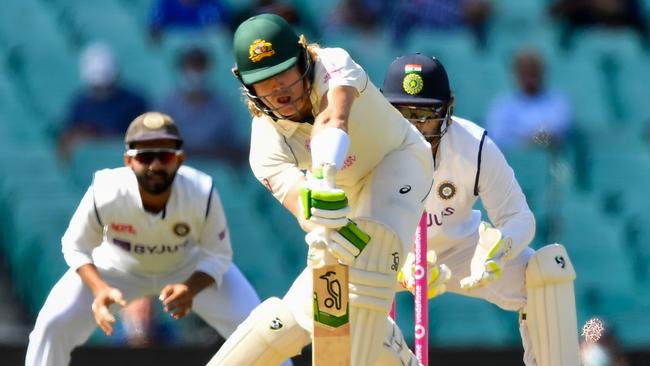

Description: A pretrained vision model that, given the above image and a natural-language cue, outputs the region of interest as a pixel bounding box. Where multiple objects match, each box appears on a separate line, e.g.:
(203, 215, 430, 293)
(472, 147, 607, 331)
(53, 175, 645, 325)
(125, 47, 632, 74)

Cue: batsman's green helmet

(233, 13, 302, 85)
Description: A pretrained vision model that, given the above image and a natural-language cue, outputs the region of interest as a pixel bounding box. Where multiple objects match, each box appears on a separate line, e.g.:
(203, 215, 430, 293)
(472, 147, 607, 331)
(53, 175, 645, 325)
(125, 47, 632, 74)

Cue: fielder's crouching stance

(206, 14, 433, 366)
(382, 54, 580, 366)
(26, 113, 261, 366)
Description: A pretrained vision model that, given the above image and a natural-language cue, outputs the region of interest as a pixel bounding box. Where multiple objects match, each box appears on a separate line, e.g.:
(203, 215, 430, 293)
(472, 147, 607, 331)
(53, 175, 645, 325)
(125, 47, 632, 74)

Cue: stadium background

(1, 0, 650, 364)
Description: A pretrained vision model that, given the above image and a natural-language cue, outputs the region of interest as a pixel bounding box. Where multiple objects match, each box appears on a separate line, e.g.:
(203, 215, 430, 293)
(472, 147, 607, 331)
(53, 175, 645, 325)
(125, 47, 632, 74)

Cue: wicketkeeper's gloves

(460, 222, 513, 290)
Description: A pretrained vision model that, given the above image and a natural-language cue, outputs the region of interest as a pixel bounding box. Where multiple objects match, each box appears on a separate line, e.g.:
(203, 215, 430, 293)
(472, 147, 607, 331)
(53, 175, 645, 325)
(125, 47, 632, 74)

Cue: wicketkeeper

(383, 54, 580, 366)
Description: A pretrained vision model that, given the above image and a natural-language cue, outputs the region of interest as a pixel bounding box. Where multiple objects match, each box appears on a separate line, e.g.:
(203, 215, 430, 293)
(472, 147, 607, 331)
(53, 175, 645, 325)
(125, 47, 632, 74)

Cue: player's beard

(136, 169, 176, 195)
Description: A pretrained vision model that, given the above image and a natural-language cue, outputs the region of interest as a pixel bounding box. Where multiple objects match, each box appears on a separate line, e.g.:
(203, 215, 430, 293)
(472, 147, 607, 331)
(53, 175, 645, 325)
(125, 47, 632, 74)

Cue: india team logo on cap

(403, 64, 424, 95)
(143, 113, 165, 129)
(437, 181, 456, 200)
(249, 39, 275, 62)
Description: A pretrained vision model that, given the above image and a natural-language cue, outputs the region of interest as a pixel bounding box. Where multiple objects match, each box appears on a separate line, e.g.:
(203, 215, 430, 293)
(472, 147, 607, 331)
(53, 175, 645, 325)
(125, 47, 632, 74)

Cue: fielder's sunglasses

(126, 148, 183, 165)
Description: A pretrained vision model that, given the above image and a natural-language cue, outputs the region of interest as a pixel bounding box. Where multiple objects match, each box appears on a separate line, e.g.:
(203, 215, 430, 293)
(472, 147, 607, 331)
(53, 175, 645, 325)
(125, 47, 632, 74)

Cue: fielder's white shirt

(249, 47, 430, 204)
(426, 117, 535, 256)
(62, 166, 232, 286)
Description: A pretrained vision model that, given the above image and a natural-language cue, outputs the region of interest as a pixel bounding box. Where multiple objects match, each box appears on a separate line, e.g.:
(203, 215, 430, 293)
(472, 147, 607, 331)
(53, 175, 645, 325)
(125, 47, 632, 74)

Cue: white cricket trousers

(439, 243, 537, 365)
(25, 263, 259, 366)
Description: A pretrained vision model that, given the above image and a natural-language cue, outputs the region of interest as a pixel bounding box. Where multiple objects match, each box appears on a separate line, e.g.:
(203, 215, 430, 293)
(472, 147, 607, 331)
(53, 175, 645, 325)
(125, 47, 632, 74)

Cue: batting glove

(306, 220, 371, 266)
(300, 168, 350, 229)
(397, 250, 452, 299)
(460, 222, 513, 290)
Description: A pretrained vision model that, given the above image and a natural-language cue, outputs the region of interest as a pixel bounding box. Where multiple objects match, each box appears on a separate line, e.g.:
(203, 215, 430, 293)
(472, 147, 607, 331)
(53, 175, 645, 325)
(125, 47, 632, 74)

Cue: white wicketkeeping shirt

(426, 117, 536, 257)
(61, 165, 232, 286)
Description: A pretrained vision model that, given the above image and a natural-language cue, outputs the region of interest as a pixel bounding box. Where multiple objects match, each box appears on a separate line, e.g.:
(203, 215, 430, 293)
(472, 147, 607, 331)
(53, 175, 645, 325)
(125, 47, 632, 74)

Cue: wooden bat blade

(312, 262, 350, 365)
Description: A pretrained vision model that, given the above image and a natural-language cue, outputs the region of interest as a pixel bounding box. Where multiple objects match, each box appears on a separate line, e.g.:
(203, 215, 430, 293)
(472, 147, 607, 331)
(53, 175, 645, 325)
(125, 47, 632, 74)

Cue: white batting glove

(306, 220, 371, 266)
(460, 222, 513, 290)
(397, 250, 452, 299)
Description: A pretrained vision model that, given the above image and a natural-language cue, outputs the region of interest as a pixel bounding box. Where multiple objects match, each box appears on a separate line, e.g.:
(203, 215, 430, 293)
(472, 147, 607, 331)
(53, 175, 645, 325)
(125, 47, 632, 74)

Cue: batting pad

(524, 244, 580, 366)
(348, 219, 402, 366)
(205, 297, 309, 366)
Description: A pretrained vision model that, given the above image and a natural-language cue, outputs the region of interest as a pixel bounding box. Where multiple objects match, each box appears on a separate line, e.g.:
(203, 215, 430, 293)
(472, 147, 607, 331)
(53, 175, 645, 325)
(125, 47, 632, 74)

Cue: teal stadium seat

(68, 139, 126, 190)
(550, 52, 611, 133)
(57, 0, 172, 100)
(0, 0, 78, 128)
(588, 149, 650, 216)
(490, 0, 549, 31)
(556, 193, 635, 316)
(571, 29, 646, 126)
(394, 292, 516, 347)
(322, 29, 397, 86)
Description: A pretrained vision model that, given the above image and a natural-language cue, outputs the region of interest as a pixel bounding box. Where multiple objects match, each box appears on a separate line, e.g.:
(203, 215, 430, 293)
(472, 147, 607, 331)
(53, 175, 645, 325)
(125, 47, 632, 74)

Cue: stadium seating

(0, 0, 648, 350)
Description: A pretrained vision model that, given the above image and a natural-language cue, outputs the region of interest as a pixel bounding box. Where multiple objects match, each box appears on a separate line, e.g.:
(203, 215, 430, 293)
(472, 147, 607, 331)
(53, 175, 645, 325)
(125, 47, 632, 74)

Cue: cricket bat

(312, 164, 350, 366)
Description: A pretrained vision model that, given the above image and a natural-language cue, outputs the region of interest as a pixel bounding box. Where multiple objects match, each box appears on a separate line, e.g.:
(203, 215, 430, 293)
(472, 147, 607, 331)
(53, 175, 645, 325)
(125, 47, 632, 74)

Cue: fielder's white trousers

(25, 263, 259, 366)
(439, 243, 537, 365)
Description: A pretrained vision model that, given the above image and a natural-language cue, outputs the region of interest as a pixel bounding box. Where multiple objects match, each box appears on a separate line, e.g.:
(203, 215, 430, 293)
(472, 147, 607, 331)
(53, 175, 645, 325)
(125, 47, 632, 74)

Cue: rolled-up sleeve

(62, 187, 104, 270)
(196, 188, 233, 287)
(249, 117, 305, 204)
(316, 48, 369, 95)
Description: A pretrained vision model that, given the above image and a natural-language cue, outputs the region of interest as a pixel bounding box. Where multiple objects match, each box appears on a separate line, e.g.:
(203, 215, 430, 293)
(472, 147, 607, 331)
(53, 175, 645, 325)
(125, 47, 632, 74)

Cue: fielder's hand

(397, 250, 452, 299)
(159, 284, 193, 320)
(91, 287, 127, 336)
(300, 167, 350, 229)
(460, 222, 513, 290)
(306, 220, 371, 266)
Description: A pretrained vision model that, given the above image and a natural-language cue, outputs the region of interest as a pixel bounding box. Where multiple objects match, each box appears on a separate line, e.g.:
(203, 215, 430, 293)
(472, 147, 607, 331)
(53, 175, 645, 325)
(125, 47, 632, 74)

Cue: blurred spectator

(148, 0, 232, 43)
(549, 0, 649, 48)
(326, 0, 389, 33)
(390, 0, 492, 47)
(156, 47, 246, 163)
(234, 0, 317, 37)
(485, 48, 572, 151)
(58, 42, 148, 161)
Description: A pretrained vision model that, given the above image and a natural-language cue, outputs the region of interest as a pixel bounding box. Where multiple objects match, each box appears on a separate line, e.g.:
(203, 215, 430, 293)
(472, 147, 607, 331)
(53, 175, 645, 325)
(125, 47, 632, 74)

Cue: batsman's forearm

(77, 264, 110, 296)
(183, 271, 216, 297)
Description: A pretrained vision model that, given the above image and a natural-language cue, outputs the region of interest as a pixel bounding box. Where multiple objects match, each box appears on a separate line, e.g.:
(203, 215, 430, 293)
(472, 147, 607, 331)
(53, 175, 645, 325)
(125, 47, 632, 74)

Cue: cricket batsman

(383, 53, 580, 366)
(206, 14, 434, 366)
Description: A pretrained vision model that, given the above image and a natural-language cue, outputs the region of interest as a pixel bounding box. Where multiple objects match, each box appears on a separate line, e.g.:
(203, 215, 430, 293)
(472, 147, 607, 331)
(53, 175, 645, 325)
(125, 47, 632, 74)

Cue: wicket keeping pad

(524, 244, 580, 366)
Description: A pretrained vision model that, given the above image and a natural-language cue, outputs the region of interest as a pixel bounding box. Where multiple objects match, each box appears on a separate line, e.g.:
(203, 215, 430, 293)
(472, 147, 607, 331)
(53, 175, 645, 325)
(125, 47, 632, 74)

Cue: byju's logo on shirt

(112, 239, 189, 255)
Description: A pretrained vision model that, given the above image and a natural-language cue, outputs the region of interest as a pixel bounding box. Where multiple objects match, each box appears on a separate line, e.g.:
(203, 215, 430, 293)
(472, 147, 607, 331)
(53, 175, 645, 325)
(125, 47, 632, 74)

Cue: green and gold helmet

(233, 13, 302, 86)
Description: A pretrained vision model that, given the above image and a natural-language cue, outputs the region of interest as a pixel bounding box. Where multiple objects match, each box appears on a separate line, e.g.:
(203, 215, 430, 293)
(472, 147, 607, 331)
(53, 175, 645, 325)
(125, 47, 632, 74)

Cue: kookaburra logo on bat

(320, 271, 342, 310)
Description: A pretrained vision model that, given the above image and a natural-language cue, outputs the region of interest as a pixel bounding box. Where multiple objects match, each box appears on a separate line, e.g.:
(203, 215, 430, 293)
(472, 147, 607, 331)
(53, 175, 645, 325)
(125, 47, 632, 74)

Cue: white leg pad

(374, 317, 419, 366)
(206, 297, 310, 366)
(524, 244, 579, 366)
(348, 219, 403, 366)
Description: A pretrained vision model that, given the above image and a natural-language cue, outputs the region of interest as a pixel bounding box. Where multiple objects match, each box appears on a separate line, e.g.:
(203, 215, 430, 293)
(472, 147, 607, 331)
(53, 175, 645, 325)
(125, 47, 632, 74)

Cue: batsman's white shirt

(249, 47, 433, 247)
(427, 116, 536, 311)
(62, 165, 231, 285)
